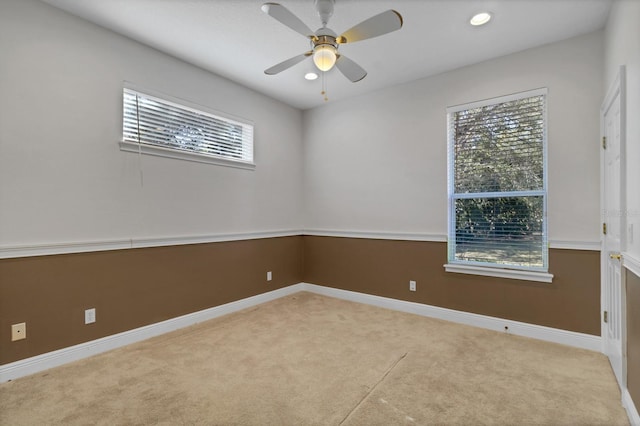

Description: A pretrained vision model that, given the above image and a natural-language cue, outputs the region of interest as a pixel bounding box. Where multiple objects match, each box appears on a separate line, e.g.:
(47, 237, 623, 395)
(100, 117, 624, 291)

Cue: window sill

(119, 141, 255, 170)
(444, 264, 553, 283)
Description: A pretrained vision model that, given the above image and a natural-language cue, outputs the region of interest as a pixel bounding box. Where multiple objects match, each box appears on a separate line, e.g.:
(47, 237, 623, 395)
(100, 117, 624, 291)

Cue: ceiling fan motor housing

(312, 27, 338, 50)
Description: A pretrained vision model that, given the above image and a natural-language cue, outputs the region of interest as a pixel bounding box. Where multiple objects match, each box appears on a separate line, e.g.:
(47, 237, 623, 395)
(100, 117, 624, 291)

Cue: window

(445, 88, 552, 282)
(120, 85, 254, 169)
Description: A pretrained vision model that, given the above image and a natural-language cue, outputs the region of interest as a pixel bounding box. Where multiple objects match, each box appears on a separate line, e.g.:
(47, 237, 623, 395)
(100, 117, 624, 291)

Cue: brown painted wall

(0, 235, 604, 366)
(627, 269, 640, 415)
(0, 236, 304, 365)
(303, 236, 600, 335)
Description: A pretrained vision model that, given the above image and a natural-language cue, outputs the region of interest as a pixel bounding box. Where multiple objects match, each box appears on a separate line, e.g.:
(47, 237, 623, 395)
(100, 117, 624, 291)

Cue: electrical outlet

(85, 308, 96, 324)
(11, 323, 26, 341)
(409, 280, 416, 292)
(267, 271, 272, 281)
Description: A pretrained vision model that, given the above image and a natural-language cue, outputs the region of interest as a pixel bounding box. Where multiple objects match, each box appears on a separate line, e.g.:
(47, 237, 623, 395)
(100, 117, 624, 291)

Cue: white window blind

(447, 89, 548, 271)
(121, 87, 254, 168)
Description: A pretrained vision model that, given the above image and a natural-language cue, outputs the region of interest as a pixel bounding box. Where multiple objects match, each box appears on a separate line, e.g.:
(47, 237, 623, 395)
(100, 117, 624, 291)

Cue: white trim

(129, 230, 299, 249)
(0, 283, 602, 383)
(302, 229, 447, 242)
(0, 230, 302, 259)
(454, 190, 546, 199)
(549, 240, 601, 251)
(0, 239, 134, 259)
(121, 83, 254, 169)
(623, 388, 640, 426)
(600, 65, 627, 390)
(602, 70, 624, 116)
(446, 87, 548, 113)
(447, 89, 550, 273)
(0, 231, 601, 259)
(0, 284, 305, 383)
(123, 81, 254, 127)
(119, 141, 255, 170)
(623, 252, 640, 279)
(444, 263, 554, 283)
(303, 229, 598, 250)
(300, 283, 600, 351)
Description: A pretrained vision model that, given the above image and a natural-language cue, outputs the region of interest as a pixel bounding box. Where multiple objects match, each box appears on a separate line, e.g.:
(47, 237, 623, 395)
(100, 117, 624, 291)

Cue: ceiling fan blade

(261, 3, 314, 38)
(337, 10, 403, 44)
(264, 51, 312, 75)
(335, 55, 367, 82)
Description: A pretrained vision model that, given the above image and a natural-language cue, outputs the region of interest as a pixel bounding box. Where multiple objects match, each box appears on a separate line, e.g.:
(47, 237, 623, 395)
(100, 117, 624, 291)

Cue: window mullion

(452, 190, 545, 200)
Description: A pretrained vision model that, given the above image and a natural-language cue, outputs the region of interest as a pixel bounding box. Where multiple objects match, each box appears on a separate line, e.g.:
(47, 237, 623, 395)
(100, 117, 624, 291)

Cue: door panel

(602, 76, 623, 389)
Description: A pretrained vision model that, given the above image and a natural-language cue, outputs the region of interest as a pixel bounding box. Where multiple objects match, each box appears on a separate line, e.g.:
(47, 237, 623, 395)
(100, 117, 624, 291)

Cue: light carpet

(0, 292, 629, 425)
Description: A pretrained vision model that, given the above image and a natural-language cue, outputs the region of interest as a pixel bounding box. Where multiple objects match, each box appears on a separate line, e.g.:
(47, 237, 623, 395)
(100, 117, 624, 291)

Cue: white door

(602, 68, 625, 389)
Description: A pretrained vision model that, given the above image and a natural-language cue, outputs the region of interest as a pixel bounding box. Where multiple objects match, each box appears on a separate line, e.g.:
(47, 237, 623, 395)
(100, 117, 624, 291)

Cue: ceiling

(40, 0, 612, 110)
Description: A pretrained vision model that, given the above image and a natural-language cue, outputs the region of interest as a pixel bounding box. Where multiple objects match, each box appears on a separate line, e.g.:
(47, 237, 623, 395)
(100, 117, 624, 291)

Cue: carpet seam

(338, 351, 408, 425)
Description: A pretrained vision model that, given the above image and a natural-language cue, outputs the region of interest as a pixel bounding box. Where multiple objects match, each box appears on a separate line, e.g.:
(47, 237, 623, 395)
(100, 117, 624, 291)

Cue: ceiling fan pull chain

(321, 72, 328, 102)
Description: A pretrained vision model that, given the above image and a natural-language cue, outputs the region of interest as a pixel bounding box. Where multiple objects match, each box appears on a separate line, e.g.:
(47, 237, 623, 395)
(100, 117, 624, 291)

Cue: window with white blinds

(447, 88, 548, 272)
(121, 86, 254, 169)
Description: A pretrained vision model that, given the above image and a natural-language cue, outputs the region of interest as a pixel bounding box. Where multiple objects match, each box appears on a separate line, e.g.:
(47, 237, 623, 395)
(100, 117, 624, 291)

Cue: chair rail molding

(0, 230, 303, 259)
(623, 252, 640, 278)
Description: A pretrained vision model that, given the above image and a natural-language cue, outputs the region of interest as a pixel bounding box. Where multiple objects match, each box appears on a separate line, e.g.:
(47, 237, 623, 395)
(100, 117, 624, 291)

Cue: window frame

(444, 88, 553, 283)
(120, 83, 255, 170)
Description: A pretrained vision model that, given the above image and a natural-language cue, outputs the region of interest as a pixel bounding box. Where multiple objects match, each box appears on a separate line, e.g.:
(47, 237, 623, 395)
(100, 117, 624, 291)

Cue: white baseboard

(0, 284, 305, 383)
(299, 283, 602, 352)
(624, 388, 640, 426)
(0, 282, 601, 383)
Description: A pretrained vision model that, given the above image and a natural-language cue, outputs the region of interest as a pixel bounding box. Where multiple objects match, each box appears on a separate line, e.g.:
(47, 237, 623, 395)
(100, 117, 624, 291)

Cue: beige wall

(0, 0, 304, 247)
(303, 31, 603, 247)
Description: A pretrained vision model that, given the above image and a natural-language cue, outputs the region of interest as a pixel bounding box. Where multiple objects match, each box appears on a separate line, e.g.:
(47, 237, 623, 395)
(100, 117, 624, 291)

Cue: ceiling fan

(262, 0, 403, 82)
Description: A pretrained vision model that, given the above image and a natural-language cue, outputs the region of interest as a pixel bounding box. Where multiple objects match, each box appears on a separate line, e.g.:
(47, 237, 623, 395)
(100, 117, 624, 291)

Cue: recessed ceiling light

(305, 72, 318, 80)
(470, 12, 492, 26)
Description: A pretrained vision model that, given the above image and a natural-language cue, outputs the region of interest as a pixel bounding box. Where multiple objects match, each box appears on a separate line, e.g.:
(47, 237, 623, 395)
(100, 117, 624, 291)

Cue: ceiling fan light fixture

(262, 2, 402, 83)
(305, 72, 319, 80)
(313, 44, 337, 72)
(470, 12, 492, 26)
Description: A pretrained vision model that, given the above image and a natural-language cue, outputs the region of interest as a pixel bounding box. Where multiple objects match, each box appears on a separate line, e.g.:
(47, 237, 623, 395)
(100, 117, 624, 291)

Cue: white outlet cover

(267, 271, 272, 281)
(409, 280, 416, 291)
(11, 323, 26, 341)
(85, 308, 96, 324)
